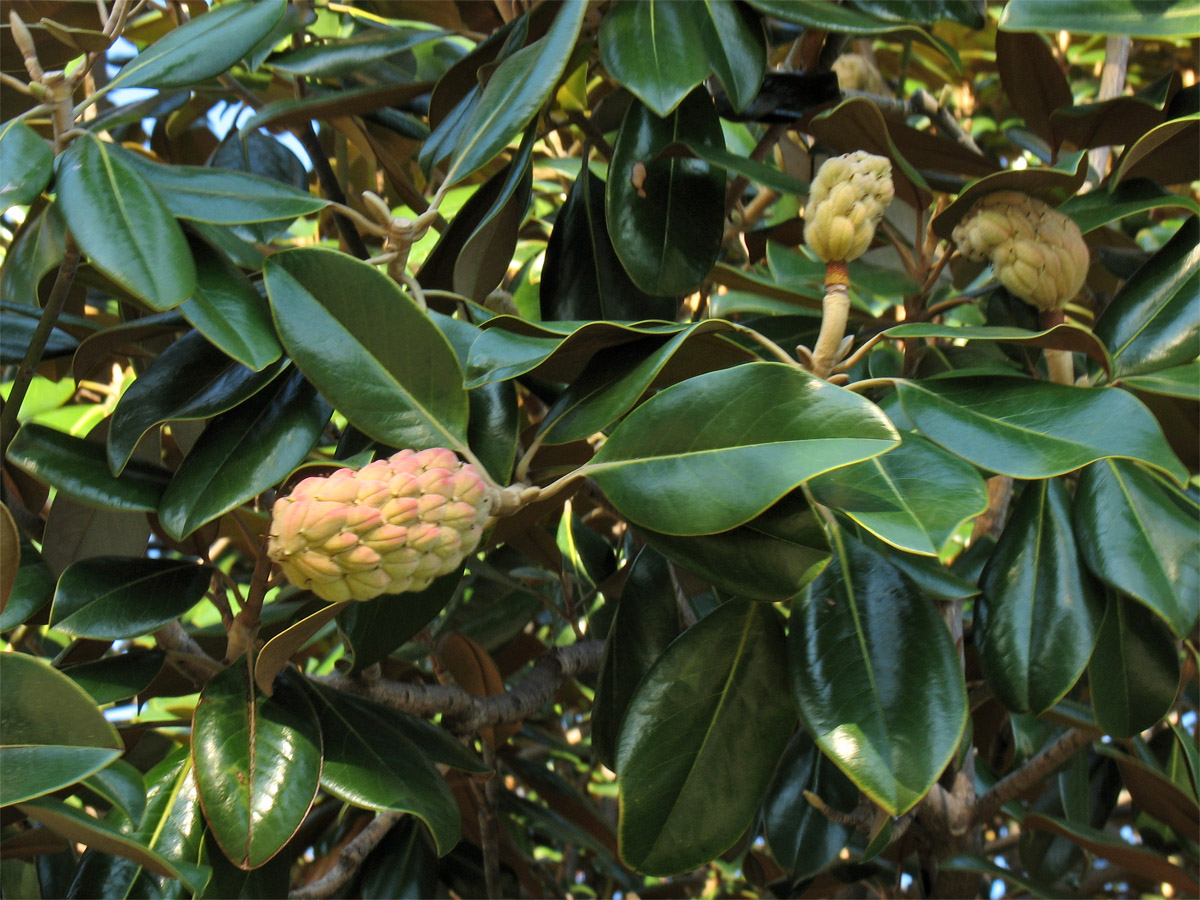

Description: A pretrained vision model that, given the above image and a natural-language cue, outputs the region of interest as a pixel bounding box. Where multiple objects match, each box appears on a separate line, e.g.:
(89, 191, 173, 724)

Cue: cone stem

(811, 261, 851, 378)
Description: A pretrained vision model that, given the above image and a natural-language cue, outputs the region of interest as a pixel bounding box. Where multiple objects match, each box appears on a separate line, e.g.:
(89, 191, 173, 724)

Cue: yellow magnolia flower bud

(804, 151, 895, 263)
(832, 53, 889, 95)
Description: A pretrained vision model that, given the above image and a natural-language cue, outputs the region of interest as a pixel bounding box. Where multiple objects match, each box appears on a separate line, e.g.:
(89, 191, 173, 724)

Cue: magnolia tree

(1, 1, 1197, 898)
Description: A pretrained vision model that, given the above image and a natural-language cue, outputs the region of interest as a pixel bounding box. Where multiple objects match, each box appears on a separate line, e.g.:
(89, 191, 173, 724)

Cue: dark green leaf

(7, 424, 170, 512)
(764, 728, 857, 879)
(1066, 177, 1199, 233)
(264, 248, 469, 453)
(789, 531, 967, 815)
(848, 0, 985, 27)
(18, 798, 209, 894)
(1094, 215, 1199, 380)
(0, 305, 78, 365)
(0, 653, 123, 806)
(179, 236, 283, 372)
(106, 0, 286, 91)
(1112, 114, 1200, 187)
(61, 649, 166, 706)
(895, 377, 1189, 486)
(157, 368, 331, 540)
(340, 569, 463, 673)
(598, 1, 711, 117)
(208, 128, 309, 245)
(0, 538, 54, 630)
(996, 31, 1073, 145)
(606, 90, 725, 295)
(116, 146, 328, 225)
(670, 138, 809, 195)
(539, 322, 750, 444)
(303, 681, 461, 855)
(1000, 0, 1200, 38)
(540, 168, 677, 322)
(55, 134, 196, 311)
(810, 432, 989, 557)
(0, 200, 66, 307)
(617, 600, 796, 876)
(192, 659, 321, 869)
(978, 479, 1105, 714)
(639, 489, 831, 602)
(108, 331, 286, 475)
(81, 760, 145, 825)
(1073, 459, 1199, 637)
(883, 322, 1111, 377)
(699, 0, 767, 114)
(1089, 593, 1182, 739)
(589, 363, 900, 535)
(267, 28, 448, 77)
(1118, 363, 1199, 400)
(0, 120, 53, 210)
(592, 547, 682, 770)
(444, 0, 587, 185)
(50, 556, 212, 640)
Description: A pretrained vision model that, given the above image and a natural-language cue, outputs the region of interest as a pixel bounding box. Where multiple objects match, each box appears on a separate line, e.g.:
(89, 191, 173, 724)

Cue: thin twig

(289, 811, 404, 899)
(972, 727, 1099, 825)
(153, 621, 224, 683)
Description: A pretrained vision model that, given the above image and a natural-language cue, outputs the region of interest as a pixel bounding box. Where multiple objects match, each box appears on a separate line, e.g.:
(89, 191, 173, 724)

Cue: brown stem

(0, 238, 81, 456)
(153, 621, 223, 684)
(295, 124, 371, 260)
(224, 551, 272, 662)
(289, 811, 403, 899)
(972, 727, 1099, 825)
(477, 744, 502, 900)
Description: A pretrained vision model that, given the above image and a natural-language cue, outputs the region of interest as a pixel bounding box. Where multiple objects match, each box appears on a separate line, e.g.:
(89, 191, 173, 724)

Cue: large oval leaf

(303, 681, 461, 855)
(809, 432, 989, 557)
(49, 556, 213, 640)
(1094, 215, 1199, 380)
(591, 547, 682, 770)
(106, 0, 286, 92)
(264, 247, 468, 452)
(606, 90, 725, 295)
(55, 134, 195, 311)
(895, 377, 1189, 486)
(192, 659, 321, 870)
(1089, 592, 1182, 739)
(978, 478, 1105, 715)
(0, 653, 123, 806)
(788, 531, 967, 816)
(107, 331, 286, 475)
(0, 120, 53, 210)
(999, 0, 1200, 38)
(598, 0, 711, 117)
(1072, 459, 1198, 637)
(157, 369, 331, 540)
(7, 424, 170, 512)
(589, 363, 900, 535)
(617, 599, 796, 876)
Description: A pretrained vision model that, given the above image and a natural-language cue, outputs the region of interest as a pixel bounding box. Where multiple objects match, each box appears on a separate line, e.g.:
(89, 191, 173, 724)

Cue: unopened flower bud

(804, 151, 895, 263)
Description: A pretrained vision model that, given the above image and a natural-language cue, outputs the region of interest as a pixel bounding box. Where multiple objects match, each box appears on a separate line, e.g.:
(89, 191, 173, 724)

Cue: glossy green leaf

(357, 817, 440, 900)
(0, 200, 66, 307)
(60, 650, 166, 706)
(848, 0, 985, 27)
(467, 318, 688, 388)
(895, 377, 1189, 486)
(0, 538, 54, 630)
(18, 797, 209, 895)
(267, 27, 448, 77)
(606, 90, 725, 295)
(1073, 459, 1199, 637)
(68, 746, 210, 900)
(1000, 0, 1200, 38)
(108, 331, 286, 475)
(940, 854, 1059, 900)
(7, 424, 170, 512)
(1089, 592, 1181, 739)
(209, 128, 310, 246)
(883, 322, 1112, 377)
(0, 653, 123, 806)
(1094, 215, 1199, 380)
(303, 681, 461, 855)
(672, 138, 809, 195)
(592, 547, 682, 770)
(589, 363, 900, 535)
(116, 146, 328, 225)
(192, 659, 321, 870)
(264, 248, 469, 453)
(157, 369, 331, 540)
(540, 321, 749, 444)
(106, 0, 286, 91)
(617, 600, 796, 876)
(0, 305, 79, 365)
(49, 556, 212, 640)
(0, 120, 53, 210)
(788, 531, 967, 815)
(639, 489, 831, 602)
(763, 727, 857, 880)
(598, 1, 711, 117)
(360, 698, 490, 776)
(978, 479, 1105, 714)
(55, 134, 196, 311)
(444, 0, 586, 185)
(82, 760, 146, 825)
(1061, 179, 1200, 234)
(539, 168, 677, 322)
(1118, 363, 1200, 400)
(340, 568, 463, 673)
(810, 433, 989, 557)
(178, 238, 282, 372)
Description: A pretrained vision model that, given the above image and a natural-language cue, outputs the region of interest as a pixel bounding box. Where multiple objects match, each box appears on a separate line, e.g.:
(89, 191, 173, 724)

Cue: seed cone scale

(952, 191, 1089, 312)
(804, 151, 895, 263)
(267, 448, 495, 603)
